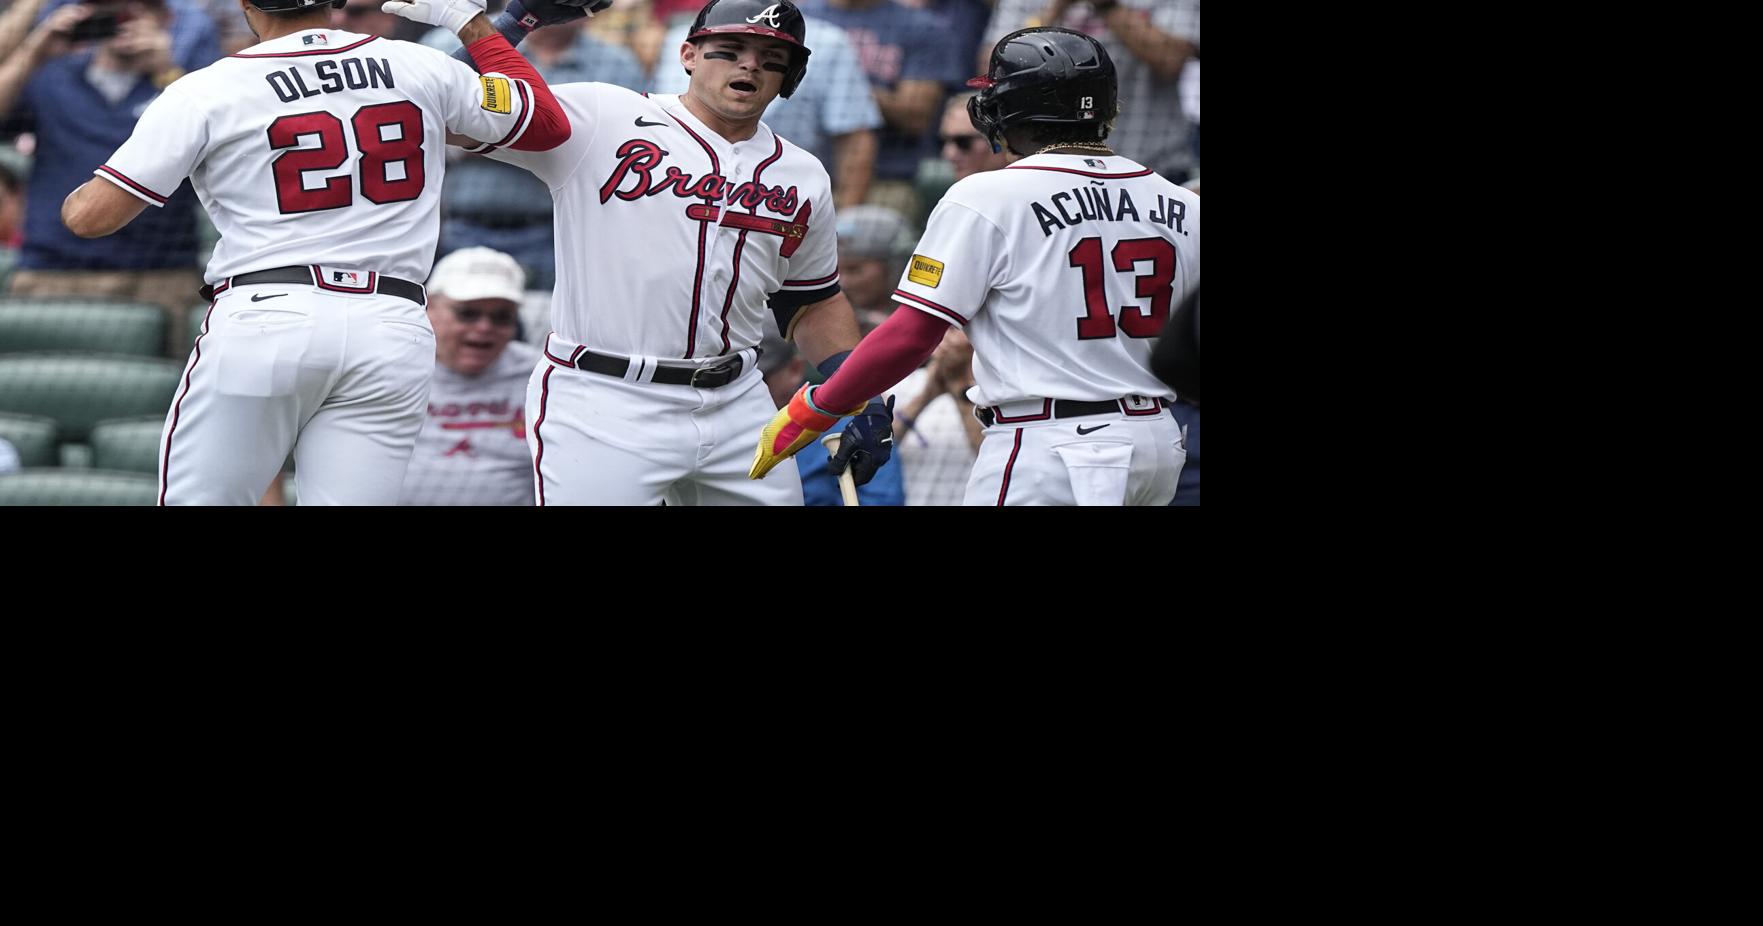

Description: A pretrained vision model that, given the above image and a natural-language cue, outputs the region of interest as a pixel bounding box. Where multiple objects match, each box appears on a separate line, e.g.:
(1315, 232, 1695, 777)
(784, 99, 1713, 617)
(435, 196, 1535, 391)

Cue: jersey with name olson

(98, 29, 545, 286)
(893, 154, 1200, 407)
(478, 87, 839, 360)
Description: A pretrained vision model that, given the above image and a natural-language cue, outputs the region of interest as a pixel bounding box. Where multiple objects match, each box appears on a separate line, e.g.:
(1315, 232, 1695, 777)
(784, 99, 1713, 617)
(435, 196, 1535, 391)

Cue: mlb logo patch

(303, 34, 327, 46)
(1085, 158, 1106, 169)
(332, 270, 363, 286)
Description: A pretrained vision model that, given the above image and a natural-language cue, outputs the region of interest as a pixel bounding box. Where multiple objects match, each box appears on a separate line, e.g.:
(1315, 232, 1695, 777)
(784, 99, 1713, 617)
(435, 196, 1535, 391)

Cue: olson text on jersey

(265, 58, 395, 104)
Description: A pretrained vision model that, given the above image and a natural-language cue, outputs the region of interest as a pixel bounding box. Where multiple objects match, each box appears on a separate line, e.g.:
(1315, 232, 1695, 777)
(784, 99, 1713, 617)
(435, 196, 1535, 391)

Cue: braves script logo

(598, 139, 801, 216)
(746, 3, 785, 27)
(436, 404, 526, 443)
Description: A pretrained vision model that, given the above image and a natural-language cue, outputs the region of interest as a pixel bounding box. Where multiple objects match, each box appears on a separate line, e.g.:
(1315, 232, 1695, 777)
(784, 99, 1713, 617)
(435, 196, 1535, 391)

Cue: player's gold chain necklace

(1035, 143, 1115, 155)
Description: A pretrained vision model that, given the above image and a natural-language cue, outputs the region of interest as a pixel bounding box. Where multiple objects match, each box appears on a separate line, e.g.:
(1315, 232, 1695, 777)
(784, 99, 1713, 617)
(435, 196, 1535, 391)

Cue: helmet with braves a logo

(968, 27, 1119, 149)
(685, 0, 813, 99)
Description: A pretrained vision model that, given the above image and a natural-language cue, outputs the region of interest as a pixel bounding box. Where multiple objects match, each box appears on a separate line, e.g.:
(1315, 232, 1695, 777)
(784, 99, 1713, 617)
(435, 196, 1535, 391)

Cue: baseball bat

(819, 432, 860, 507)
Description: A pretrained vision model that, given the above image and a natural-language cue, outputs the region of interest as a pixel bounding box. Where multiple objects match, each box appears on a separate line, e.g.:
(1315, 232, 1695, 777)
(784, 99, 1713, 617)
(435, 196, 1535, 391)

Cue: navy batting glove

(828, 396, 895, 487)
(501, 0, 610, 34)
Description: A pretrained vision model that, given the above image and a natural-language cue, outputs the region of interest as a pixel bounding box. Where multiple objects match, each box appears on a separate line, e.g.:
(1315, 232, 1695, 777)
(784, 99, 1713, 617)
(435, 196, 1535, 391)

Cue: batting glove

(750, 384, 867, 480)
(503, 0, 612, 31)
(828, 396, 895, 487)
(381, 0, 486, 34)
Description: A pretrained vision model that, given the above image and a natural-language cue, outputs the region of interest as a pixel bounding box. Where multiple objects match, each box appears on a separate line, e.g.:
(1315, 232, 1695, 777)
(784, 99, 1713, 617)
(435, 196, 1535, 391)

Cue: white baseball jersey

(893, 154, 1200, 407)
(98, 29, 546, 285)
(398, 341, 539, 506)
(477, 87, 841, 359)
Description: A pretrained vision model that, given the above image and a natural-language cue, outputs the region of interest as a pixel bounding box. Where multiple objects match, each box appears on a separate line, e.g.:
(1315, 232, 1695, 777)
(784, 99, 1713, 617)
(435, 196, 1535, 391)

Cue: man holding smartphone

(0, 0, 220, 355)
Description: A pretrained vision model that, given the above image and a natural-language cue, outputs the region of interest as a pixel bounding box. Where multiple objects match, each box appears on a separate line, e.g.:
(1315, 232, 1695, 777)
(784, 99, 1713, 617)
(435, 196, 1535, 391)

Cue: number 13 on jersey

(1068, 236, 1177, 340)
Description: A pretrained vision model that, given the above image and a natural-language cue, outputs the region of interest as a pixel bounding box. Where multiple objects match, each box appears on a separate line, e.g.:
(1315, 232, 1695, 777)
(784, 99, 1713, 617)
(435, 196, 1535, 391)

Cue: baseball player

(397, 246, 540, 506)
(58, 0, 570, 505)
(457, 0, 893, 506)
(751, 27, 1198, 505)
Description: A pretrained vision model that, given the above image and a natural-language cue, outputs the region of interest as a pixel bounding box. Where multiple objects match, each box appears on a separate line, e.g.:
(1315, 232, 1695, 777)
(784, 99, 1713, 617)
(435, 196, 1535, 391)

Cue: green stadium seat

(88, 415, 165, 474)
(0, 353, 182, 442)
(0, 469, 158, 506)
(0, 412, 59, 467)
(59, 442, 93, 469)
(0, 297, 167, 357)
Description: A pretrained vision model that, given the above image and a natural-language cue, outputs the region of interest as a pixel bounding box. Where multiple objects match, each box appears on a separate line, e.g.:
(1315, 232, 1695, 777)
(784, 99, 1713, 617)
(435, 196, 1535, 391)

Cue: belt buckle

(691, 357, 739, 387)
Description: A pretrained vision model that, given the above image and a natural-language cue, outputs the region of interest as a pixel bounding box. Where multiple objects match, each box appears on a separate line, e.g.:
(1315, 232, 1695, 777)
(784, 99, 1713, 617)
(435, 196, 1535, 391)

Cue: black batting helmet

(968, 27, 1118, 150)
(247, 0, 346, 11)
(684, 0, 813, 99)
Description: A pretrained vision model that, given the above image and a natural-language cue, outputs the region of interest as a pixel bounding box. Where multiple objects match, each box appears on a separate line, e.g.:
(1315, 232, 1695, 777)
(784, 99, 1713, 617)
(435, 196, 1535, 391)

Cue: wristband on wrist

(492, 8, 535, 44)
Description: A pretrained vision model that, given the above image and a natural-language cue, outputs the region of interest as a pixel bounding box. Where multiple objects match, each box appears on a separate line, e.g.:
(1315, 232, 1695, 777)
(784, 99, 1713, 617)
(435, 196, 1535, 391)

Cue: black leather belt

(199, 266, 426, 305)
(571, 349, 744, 388)
(976, 397, 1171, 428)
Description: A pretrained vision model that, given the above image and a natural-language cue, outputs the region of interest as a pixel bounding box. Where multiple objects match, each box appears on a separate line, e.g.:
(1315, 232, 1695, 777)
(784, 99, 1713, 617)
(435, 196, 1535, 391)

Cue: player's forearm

(464, 32, 570, 150)
(451, 9, 529, 71)
(457, 12, 498, 45)
(812, 307, 949, 413)
(62, 177, 149, 238)
(792, 295, 864, 373)
(830, 129, 875, 209)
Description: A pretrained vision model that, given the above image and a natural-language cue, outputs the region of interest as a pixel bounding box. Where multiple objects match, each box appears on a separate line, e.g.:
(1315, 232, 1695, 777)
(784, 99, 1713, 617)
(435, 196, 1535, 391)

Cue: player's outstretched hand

(750, 384, 867, 480)
(828, 396, 894, 487)
(381, 0, 486, 34)
(504, 0, 612, 30)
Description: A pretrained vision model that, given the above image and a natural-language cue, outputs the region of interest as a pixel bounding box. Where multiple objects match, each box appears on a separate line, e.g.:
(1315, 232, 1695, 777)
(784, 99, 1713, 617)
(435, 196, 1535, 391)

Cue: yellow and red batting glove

(750, 383, 867, 480)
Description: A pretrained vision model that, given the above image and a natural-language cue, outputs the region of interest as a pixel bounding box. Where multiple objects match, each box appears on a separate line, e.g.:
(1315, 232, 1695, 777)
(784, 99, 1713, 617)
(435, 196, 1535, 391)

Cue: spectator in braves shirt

(398, 246, 541, 505)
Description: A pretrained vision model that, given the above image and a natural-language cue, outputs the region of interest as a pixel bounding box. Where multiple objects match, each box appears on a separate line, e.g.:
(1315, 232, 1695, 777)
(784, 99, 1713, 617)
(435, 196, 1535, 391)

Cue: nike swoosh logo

(250, 293, 288, 302)
(635, 117, 667, 128)
(1076, 424, 1111, 435)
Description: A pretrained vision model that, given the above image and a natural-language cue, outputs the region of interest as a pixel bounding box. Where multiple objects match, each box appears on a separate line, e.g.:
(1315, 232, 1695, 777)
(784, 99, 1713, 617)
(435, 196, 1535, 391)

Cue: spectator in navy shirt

(0, 0, 219, 357)
(801, 0, 961, 221)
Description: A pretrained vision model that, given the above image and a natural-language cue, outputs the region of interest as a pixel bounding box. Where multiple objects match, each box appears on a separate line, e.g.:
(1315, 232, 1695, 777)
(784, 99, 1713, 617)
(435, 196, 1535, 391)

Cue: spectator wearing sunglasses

(399, 247, 540, 506)
(939, 90, 1010, 180)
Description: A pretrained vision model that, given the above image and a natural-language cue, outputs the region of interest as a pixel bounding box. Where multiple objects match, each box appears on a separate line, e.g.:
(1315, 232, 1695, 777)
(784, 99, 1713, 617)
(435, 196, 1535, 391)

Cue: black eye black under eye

(704, 50, 738, 61)
(761, 62, 788, 72)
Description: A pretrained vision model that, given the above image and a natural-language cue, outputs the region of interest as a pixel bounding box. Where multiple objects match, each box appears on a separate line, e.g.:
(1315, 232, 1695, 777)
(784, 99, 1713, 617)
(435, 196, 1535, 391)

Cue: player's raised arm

(385, 0, 571, 149)
(446, 0, 610, 71)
